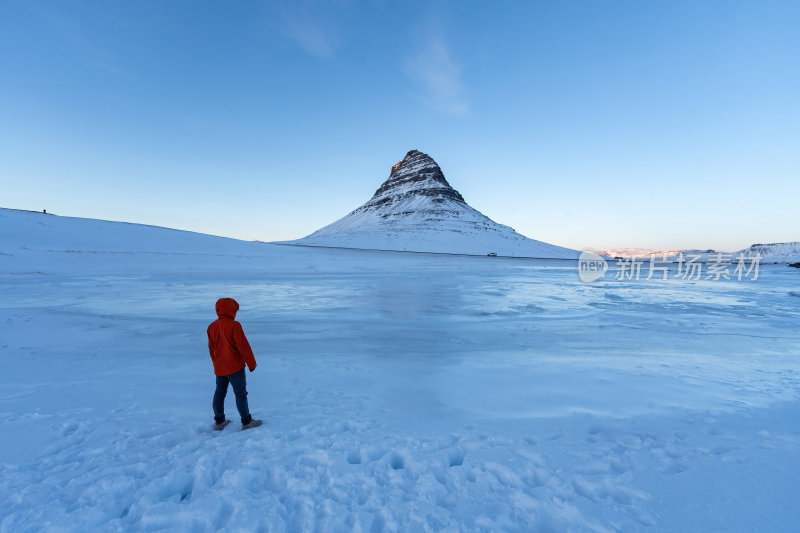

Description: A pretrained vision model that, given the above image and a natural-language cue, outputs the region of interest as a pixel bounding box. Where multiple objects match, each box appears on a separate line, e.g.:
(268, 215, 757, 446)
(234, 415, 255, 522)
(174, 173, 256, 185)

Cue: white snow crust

(1, 207, 799, 532)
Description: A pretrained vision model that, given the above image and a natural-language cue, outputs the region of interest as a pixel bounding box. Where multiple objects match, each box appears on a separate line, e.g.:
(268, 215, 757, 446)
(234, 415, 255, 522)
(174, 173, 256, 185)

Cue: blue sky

(1, 1, 798, 251)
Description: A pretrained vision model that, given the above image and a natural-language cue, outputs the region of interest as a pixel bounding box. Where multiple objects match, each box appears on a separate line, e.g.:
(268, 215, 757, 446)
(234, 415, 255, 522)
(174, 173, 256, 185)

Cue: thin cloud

(404, 35, 468, 115)
(279, 2, 340, 59)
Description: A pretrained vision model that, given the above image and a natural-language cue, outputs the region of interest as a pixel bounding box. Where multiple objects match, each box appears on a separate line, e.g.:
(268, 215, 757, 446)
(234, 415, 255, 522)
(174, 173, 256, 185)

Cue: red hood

(215, 298, 239, 319)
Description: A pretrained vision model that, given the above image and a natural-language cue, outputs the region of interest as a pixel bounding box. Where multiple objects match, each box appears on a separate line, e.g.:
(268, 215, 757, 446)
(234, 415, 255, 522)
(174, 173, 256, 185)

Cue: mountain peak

(372, 149, 464, 204)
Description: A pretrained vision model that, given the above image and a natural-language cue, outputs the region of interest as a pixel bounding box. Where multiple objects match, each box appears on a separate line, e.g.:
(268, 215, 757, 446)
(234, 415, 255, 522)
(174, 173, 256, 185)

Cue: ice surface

(1, 208, 799, 532)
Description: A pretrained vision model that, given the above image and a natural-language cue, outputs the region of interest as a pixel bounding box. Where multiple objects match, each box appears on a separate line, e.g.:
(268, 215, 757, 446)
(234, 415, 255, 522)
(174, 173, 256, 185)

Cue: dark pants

(212, 369, 252, 425)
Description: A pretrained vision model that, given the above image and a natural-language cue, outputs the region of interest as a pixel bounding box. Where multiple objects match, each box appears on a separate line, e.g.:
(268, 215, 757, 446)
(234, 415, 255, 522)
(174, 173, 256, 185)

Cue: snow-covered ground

(2, 208, 799, 532)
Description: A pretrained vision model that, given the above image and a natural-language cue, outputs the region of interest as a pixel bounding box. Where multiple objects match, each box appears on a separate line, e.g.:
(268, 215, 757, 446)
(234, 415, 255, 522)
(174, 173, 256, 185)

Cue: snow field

(1, 209, 799, 531)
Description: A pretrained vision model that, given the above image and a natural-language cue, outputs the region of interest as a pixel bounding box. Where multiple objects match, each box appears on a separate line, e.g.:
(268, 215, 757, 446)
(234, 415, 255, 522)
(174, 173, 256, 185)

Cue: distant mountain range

(4, 147, 795, 264)
(600, 242, 800, 263)
(286, 150, 579, 258)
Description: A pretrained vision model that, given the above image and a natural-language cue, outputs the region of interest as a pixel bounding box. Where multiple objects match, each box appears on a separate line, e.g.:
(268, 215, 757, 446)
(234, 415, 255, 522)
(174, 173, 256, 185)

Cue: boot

(241, 419, 262, 431)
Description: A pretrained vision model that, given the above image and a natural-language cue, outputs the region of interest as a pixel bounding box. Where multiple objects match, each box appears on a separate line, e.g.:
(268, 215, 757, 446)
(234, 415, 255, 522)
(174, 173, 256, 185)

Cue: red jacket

(207, 298, 257, 376)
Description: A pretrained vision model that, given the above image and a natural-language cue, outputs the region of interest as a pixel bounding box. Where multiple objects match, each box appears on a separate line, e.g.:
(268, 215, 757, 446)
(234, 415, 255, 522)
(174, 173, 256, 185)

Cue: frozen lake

(1, 210, 799, 532)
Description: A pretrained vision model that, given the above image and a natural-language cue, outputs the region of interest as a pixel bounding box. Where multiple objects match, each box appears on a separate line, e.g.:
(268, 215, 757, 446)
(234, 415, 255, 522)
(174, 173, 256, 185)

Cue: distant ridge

(599, 242, 800, 263)
(736, 242, 800, 263)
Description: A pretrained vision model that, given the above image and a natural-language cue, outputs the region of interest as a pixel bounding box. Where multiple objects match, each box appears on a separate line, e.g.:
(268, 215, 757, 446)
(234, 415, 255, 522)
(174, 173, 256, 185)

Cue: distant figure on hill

(207, 298, 262, 431)
(43, 209, 46, 214)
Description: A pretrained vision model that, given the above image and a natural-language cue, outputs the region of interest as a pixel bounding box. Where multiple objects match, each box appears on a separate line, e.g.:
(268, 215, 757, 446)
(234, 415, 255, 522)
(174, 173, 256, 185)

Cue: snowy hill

(735, 242, 800, 263)
(287, 150, 579, 258)
(599, 248, 688, 259)
(0, 207, 248, 254)
(600, 243, 800, 263)
(0, 207, 311, 277)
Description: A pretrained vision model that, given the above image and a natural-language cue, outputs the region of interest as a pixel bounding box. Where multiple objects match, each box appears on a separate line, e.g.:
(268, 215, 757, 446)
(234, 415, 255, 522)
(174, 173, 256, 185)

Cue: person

(207, 298, 262, 431)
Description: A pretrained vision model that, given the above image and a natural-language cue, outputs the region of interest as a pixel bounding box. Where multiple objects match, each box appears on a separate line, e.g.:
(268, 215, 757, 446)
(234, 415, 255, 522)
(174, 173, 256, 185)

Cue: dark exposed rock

(369, 150, 466, 205)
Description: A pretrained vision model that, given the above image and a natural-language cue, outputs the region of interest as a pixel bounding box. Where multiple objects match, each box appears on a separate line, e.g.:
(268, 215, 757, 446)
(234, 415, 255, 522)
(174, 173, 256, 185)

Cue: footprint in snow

(448, 449, 465, 467)
(389, 453, 404, 470)
(347, 451, 362, 465)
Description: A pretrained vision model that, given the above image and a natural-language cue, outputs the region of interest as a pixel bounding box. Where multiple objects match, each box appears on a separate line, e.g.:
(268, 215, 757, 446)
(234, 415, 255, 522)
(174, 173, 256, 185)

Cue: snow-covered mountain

(600, 243, 800, 263)
(288, 150, 578, 258)
(735, 242, 800, 263)
(599, 248, 688, 259)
